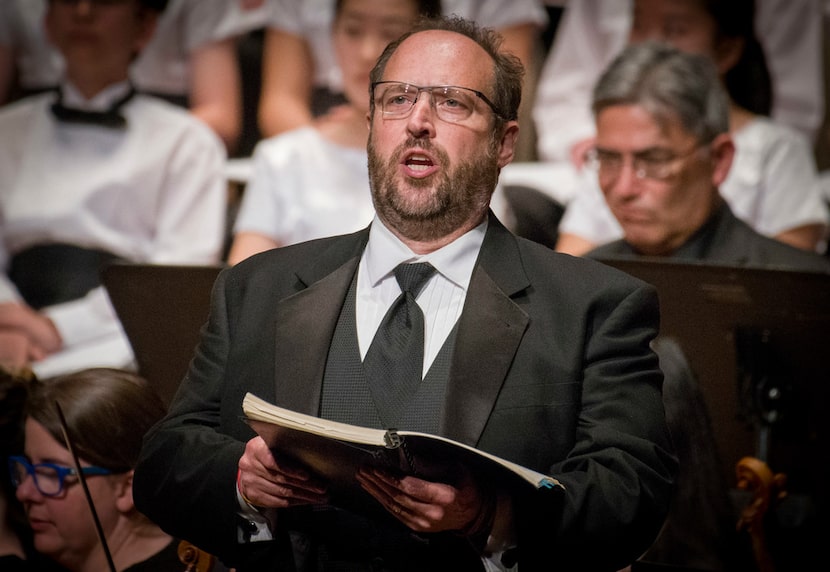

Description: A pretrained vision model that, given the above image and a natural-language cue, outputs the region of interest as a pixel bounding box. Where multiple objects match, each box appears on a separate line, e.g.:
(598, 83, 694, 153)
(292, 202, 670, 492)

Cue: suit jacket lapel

(268, 218, 530, 443)
(441, 214, 531, 444)
(272, 230, 368, 415)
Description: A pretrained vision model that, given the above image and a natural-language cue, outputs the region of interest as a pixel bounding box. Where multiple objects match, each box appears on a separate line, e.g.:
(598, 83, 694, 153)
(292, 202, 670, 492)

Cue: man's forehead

(382, 29, 493, 87)
(597, 104, 688, 145)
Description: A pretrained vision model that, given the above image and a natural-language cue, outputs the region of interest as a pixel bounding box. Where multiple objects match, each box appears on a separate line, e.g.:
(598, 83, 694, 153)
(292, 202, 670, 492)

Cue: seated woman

(9, 368, 188, 572)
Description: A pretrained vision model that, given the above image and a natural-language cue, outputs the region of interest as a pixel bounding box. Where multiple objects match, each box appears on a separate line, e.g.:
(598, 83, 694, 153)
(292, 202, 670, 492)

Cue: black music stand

(102, 262, 222, 407)
(600, 259, 830, 567)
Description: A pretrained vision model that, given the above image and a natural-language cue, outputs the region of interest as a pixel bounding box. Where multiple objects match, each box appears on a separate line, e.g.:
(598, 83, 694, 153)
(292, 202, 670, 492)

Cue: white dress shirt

(234, 126, 374, 246)
(357, 215, 485, 375)
(0, 80, 227, 377)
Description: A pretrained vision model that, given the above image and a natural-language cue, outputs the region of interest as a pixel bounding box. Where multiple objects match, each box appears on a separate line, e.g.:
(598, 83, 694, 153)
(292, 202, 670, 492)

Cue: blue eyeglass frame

(8, 455, 113, 497)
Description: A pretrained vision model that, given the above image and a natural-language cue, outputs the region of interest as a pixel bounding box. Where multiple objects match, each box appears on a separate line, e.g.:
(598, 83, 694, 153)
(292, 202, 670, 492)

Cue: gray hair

(592, 42, 729, 143)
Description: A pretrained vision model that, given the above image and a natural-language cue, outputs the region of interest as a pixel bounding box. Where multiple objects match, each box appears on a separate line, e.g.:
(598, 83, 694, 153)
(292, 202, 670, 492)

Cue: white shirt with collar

(357, 215, 486, 375)
(0, 79, 227, 377)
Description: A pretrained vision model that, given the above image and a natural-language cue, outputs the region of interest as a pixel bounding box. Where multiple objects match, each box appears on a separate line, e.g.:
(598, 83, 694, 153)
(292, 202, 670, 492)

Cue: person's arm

(189, 38, 243, 152)
(539, 280, 675, 570)
(150, 122, 227, 264)
(258, 28, 315, 138)
(751, 123, 830, 252)
(227, 232, 280, 265)
(554, 175, 624, 254)
(554, 232, 598, 256)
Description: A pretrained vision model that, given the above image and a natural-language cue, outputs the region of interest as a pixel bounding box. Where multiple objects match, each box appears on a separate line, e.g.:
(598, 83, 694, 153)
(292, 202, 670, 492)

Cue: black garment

(587, 201, 830, 273)
(50, 86, 136, 129)
(125, 539, 186, 572)
(0, 555, 34, 572)
(363, 262, 436, 425)
(8, 243, 124, 309)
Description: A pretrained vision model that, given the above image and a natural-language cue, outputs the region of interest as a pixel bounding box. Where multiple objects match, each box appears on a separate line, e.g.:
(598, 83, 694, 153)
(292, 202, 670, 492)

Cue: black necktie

(50, 86, 135, 129)
(364, 262, 437, 425)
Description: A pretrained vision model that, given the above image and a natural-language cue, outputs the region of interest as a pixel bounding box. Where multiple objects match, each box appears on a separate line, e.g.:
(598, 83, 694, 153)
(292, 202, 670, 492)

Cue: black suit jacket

(134, 214, 676, 571)
(588, 201, 830, 272)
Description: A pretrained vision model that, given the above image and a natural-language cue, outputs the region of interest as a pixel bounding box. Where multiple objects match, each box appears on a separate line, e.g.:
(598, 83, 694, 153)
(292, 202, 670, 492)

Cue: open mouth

(402, 151, 437, 177)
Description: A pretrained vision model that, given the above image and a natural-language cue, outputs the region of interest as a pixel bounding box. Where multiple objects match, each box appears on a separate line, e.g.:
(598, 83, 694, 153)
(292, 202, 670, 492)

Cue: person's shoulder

(515, 235, 653, 293)
(229, 228, 368, 279)
(131, 93, 225, 149)
(730, 219, 830, 273)
(736, 115, 812, 151)
(255, 125, 322, 155)
(0, 91, 50, 123)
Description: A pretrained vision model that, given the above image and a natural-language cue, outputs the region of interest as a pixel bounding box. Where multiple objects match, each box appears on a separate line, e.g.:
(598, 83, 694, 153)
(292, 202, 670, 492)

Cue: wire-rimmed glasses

(372, 81, 502, 123)
(584, 142, 709, 183)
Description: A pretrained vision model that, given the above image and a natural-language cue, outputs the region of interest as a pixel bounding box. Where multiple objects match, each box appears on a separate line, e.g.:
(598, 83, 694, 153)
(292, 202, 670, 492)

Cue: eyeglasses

(584, 142, 709, 183)
(372, 81, 502, 123)
(8, 455, 112, 498)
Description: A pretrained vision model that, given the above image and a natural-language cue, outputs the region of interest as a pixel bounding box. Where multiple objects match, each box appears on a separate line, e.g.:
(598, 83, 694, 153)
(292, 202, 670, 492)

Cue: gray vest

(320, 274, 457, 433)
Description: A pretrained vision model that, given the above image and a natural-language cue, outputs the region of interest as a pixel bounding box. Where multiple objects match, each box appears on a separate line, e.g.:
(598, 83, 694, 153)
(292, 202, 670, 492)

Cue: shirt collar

(59, 79, 134, 112)
(364, 215, 487, 291)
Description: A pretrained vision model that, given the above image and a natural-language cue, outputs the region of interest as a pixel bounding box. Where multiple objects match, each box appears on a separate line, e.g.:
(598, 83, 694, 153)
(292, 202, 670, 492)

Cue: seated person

(0, 368, 40, 571)
(0, 0, 268, 150)
(227, 0, 440, 265)
(552, 0, 829, 256)
(533, 0, 825, 162)
(256, 0, 548, 138)
(9, 367, 187, 571)
(583, 41, 830, 274)
(0, 0, 227, 378)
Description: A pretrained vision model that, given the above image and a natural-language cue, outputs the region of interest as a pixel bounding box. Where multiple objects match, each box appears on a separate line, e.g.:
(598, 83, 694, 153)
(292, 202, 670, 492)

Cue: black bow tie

(51, 86, 136, 129)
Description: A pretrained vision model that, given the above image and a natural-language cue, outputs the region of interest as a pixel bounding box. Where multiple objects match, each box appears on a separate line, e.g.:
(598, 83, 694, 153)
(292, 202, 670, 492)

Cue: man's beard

(367, 135, 500, 242)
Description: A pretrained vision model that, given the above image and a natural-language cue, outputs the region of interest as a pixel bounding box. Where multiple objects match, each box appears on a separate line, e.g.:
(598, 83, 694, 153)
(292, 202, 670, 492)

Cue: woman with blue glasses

(8, 368, 182, 571)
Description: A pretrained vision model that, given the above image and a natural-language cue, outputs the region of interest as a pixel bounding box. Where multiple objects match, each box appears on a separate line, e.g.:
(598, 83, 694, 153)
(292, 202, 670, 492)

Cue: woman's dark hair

(703, 0, 772, 116)
(24, 368, 167, 473)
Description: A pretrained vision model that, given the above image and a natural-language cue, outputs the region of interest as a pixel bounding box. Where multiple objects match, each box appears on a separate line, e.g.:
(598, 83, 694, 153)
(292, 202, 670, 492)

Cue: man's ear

(496, 121, 520, 169)
(710, 132, 735, 187)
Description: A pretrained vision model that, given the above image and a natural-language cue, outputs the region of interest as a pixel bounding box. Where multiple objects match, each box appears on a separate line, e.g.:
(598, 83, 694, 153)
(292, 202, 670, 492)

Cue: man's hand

(236, 436, 329, 509)
(356, 466, 492, 536)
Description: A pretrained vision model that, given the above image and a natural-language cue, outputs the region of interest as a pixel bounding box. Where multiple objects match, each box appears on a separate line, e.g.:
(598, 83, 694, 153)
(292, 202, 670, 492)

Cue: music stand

(598, 259, 830, 511)
(102, 262, 222, 407)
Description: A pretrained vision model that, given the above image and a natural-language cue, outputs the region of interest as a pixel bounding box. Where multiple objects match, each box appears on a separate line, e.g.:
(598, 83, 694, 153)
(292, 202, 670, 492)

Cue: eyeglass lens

(9, 457, 65, 496)
(375, 83, 484, 122)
